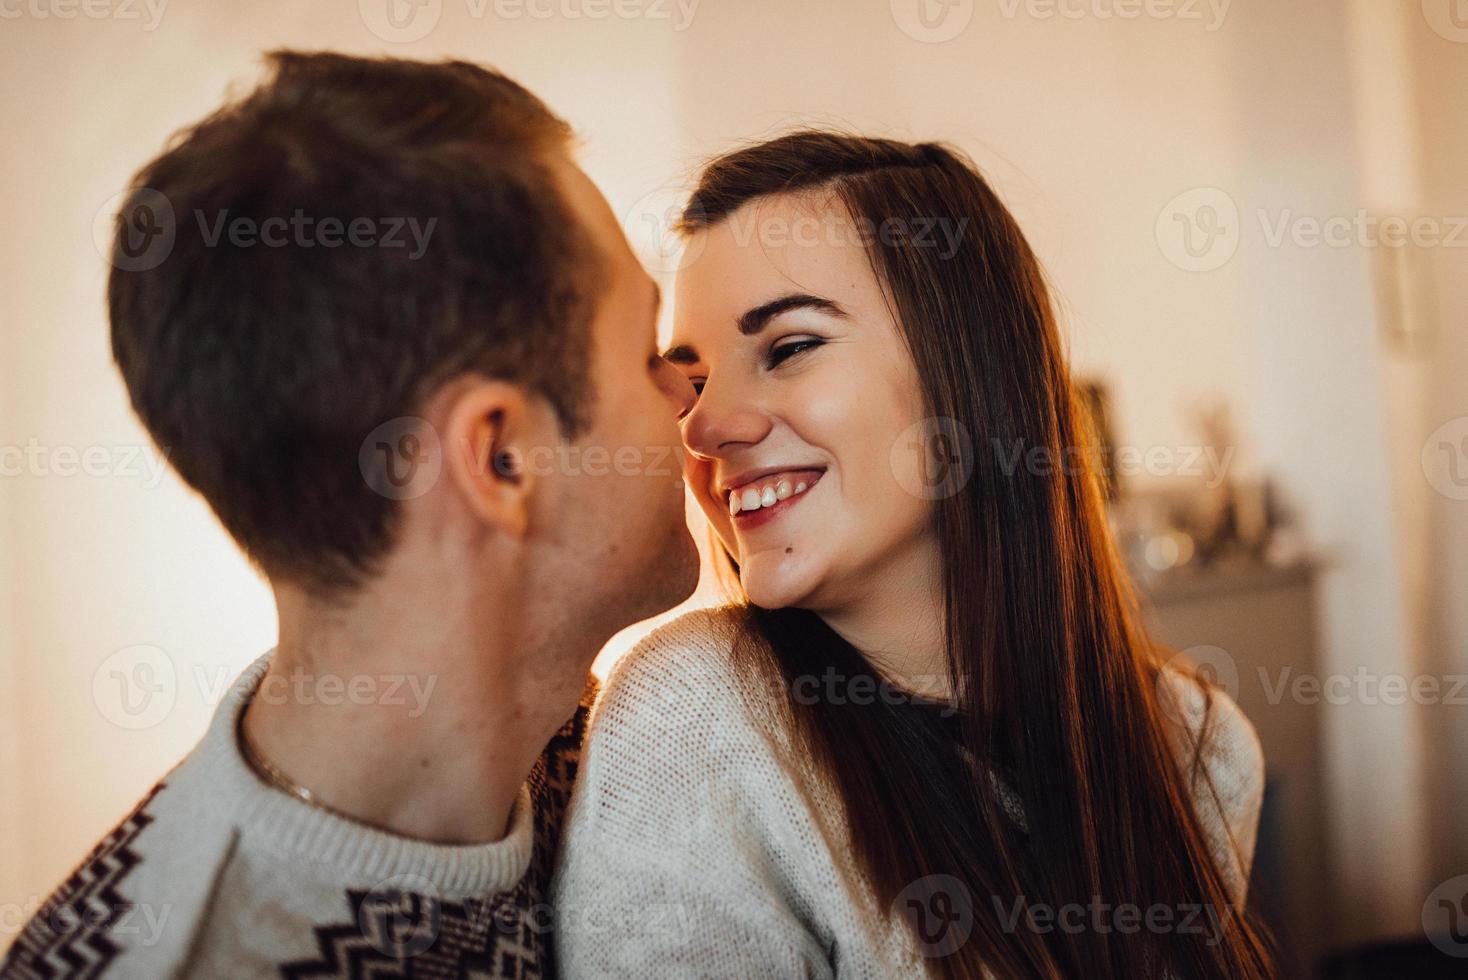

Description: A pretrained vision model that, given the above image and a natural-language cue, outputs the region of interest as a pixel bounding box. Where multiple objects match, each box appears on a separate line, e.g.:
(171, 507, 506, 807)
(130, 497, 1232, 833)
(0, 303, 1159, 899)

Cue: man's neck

(243, 568, 593, 846)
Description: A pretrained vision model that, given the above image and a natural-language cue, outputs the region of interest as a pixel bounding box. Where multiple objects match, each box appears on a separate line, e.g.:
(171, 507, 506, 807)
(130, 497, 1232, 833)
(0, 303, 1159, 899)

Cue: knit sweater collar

(195, 651, 535, 900)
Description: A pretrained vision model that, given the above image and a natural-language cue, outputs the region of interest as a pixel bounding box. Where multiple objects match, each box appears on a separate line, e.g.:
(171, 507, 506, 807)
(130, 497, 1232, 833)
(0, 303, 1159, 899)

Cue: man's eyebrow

(662, 344, 700, 365)
(738, 293, 846, 336)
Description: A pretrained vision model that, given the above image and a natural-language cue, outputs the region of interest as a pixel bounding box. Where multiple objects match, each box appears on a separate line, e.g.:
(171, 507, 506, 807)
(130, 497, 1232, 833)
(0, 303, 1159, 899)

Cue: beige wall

(1412, 2, 1468, 893)
(0, 0, 1457, 954)
(0, 280, 21, 935)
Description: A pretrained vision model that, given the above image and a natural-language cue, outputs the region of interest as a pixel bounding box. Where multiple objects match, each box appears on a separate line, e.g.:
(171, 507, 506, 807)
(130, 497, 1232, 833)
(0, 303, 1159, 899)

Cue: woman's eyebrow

(661, 292, 847, 364)
(738, 293, 847, 335)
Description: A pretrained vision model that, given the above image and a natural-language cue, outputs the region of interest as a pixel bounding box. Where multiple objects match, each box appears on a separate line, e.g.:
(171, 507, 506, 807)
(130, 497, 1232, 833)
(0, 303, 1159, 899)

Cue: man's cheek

(704, 504, 736, 558)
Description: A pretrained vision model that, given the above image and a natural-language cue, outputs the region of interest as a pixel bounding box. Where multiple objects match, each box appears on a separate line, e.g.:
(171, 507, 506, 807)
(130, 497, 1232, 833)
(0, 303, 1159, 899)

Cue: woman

(552, 132, 1274, 978)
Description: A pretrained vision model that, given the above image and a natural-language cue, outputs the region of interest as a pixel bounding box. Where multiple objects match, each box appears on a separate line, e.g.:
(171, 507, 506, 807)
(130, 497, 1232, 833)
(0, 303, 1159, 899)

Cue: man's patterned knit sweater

(0, 653, 591, 979)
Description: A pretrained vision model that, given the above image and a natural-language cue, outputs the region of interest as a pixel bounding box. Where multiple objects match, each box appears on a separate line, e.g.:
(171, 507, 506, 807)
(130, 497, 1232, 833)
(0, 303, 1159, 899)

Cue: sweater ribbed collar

(196, 651, 535, 900)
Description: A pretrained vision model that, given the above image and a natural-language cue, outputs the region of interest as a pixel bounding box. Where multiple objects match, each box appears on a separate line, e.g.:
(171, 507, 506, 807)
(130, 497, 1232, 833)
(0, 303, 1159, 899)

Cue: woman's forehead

(675, 198, 878, 310)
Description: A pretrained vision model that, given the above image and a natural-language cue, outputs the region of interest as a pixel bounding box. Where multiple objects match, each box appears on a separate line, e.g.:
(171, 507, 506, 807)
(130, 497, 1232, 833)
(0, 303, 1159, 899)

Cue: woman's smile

(724, 467, 825, 529)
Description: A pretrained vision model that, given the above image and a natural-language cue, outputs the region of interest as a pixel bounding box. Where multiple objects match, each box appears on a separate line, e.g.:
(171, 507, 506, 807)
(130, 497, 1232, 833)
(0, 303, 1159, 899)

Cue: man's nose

(655, 360, 697, 420)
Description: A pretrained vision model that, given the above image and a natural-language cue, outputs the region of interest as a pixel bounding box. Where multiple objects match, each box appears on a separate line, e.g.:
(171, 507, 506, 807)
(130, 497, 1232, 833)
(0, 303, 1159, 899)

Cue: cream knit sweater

(552, 606, 1265, 978)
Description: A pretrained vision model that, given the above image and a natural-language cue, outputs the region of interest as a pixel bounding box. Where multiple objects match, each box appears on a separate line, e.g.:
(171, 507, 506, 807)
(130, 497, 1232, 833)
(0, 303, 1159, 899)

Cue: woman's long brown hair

(678, 132, 1276, 979)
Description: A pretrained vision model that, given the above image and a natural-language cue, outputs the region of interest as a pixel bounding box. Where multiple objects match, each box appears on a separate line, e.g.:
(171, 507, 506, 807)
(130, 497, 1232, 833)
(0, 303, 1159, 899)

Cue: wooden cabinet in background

(1141, 563, 1329, 979)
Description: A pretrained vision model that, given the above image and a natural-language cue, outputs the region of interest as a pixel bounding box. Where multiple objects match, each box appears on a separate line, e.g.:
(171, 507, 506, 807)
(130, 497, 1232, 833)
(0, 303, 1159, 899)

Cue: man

(2, 51, 698, 978)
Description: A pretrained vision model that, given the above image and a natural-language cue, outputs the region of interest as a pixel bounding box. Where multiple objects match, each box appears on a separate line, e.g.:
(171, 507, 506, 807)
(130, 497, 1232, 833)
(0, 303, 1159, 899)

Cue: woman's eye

(690, 379, 706, 395)
(767, 338, 823, 368)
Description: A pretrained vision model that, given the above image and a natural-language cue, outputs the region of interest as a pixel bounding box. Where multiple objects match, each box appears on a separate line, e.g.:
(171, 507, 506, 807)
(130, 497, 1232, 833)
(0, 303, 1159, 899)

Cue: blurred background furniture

(1140, 561, 1328, 978)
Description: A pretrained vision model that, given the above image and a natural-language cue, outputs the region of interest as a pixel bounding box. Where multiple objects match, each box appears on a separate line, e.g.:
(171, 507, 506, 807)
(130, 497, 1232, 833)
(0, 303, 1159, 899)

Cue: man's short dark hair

(108, 50, 604, 595)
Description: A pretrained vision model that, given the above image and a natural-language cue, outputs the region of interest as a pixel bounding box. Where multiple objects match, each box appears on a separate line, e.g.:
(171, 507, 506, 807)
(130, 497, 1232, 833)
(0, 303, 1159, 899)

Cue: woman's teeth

(728, 478, 810, 516)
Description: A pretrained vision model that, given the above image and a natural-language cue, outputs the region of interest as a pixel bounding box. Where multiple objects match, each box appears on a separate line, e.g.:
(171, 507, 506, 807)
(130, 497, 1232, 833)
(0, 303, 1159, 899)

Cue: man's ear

(438, 379, 550, 538)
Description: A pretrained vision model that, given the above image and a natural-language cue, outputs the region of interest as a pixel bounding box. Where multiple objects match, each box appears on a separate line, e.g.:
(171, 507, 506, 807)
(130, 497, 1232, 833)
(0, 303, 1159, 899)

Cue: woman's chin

(738, 554, 823, 610)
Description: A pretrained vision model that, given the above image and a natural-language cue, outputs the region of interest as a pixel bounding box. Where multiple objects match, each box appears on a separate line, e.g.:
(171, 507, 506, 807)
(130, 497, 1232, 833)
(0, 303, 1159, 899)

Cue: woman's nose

(680, 377, 773, 459)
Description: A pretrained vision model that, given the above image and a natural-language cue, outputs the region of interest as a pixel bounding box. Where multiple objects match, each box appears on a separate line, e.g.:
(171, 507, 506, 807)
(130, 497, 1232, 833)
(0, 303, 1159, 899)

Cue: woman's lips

(725, 469, 824, 530)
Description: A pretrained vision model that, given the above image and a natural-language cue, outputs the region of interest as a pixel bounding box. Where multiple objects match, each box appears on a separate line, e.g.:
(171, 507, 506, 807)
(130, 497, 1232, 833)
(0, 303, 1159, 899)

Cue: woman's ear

(439, 379, 547, 538)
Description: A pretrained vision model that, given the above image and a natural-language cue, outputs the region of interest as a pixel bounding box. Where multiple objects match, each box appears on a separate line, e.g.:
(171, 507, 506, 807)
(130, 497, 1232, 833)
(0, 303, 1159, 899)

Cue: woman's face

(669, 193, 937, 611)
